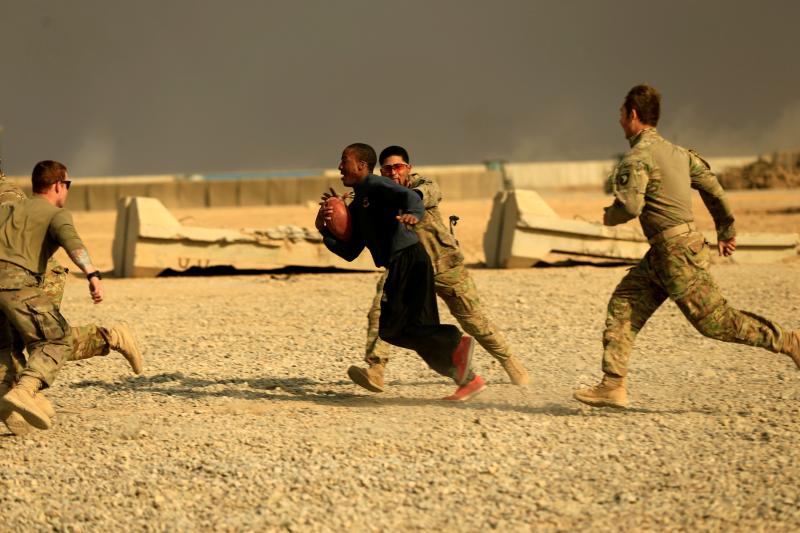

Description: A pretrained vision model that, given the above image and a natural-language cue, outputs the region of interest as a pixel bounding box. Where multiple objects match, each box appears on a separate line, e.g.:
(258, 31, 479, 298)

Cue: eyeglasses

(380, 163, 409, 174)
(61, 180, 72, 190)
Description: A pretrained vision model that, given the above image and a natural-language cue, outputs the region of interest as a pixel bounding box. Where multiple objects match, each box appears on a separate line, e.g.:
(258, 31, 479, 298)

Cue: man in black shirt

(316, 143, 486, 401)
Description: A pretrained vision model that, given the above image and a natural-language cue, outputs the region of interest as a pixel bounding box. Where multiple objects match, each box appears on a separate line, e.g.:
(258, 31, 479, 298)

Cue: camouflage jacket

(409, 173, 464, 274)
(0, 176, 27, 205)
(604, 128, 736, 241)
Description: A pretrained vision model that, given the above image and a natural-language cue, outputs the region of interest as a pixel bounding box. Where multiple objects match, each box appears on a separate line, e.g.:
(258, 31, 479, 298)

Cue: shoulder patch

(688, 149, 711, 170)
(615, 159, 644, 187)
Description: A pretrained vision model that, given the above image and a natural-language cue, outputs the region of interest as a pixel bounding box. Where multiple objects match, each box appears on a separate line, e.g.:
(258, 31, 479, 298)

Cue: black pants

(379, 243, 461, 377)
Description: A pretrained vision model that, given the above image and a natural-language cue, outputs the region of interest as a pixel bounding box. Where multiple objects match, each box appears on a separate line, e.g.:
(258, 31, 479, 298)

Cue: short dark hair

(623, 84, 661, 126)
(32, 160, 68, 194)
(345, 143, 377, 172)
(379, 145, 410, 165)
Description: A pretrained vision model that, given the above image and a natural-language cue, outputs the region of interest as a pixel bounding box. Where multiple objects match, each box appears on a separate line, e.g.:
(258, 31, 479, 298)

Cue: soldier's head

(379, 145, 412, 188)
(32, 160, 71, 207)
(620, 84, 661, 138)
(339, 143, 375, 187)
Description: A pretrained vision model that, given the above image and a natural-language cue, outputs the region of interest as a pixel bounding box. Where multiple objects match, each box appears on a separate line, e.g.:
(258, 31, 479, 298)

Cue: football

(324, 196, 352, 241)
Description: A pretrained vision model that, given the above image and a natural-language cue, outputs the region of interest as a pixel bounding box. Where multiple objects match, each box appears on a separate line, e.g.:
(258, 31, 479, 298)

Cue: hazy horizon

(2, 0, 798, 176)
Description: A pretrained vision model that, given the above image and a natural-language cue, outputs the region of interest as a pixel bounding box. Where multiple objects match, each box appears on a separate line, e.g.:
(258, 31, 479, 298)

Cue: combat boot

(573, 375, 628, 409)
(107, 324, 144, 374)
(1, 376, 52, 429)
(35, 392, 56, 419)
(0, 383, 29, 436)
(0, 382, 56, 436)
(780, 331, 800, 370)
(500, 355, 530, 386)
(347, 363, 385, 393)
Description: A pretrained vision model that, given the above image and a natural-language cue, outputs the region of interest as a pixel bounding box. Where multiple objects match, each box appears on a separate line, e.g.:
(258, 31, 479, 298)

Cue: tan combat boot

(573, 375, 628, 409)
(1, 385, 56, 436)
(500, 355, 530, 386)
(1, 376, 52, 429)
(347, 363, 385, 393)
(781, 331, 800, 370)
(107, 324, 144, 374)
(0, 382, 30, 436)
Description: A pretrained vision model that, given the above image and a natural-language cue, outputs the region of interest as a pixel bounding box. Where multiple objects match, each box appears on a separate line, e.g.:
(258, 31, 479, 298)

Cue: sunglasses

(61, 180, 72, 190)
(380, 162, 409, 174)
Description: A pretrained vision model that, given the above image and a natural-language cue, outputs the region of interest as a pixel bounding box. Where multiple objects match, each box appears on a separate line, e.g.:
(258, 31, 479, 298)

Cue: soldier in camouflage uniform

(347, 146, 530, 393)
(574, 85, 800, 409)
(0, 162, 142, 435)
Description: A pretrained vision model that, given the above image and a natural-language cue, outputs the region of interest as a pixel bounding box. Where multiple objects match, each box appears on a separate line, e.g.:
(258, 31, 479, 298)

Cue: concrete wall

(5, 155, 756, 211)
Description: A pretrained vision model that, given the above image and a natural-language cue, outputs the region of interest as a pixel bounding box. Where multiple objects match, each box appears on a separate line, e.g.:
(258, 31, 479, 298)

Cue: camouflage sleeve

(688, 150, 736, 240)
(603, 159, 648, 226)
(0, 180, 27, 205)
(410, 176, 442, 209)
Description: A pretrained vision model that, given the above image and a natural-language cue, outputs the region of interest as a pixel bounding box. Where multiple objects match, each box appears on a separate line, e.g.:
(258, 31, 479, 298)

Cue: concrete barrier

(238, 179, 270, 206)
(3, 154, 759, 211)
(207, 181, 239, 207)
(177, 181, 208, 208)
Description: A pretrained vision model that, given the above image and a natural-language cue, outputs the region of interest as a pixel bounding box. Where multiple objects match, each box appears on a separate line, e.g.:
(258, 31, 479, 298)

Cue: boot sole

(573, 392, 628, 409)
(347, 366, 384, 393)
(3, 412, 34, 436)
(0, 392, 52, 430)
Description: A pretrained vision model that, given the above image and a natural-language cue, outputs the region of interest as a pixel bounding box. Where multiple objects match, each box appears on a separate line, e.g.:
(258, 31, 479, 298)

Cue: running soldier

(347, 145, 529, 393)
(574, 85, 800, 409)
(0, 168, 142, 379)
(0, 161, 141, 435)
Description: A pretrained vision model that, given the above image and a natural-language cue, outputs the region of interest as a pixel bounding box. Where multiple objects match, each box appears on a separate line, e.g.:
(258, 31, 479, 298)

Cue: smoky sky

(1, 0, 799, 176)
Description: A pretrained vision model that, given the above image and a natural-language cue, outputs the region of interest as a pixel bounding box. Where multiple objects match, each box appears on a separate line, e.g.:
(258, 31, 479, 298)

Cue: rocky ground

(1, 190, 799, 531)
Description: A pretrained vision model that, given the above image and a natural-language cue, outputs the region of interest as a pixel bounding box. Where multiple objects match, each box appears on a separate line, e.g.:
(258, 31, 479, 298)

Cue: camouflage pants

(365, 263, 512, 365)
(602, 231, 789, 378)
(0, 286, 73, 388)
(1, 263, 110, 385)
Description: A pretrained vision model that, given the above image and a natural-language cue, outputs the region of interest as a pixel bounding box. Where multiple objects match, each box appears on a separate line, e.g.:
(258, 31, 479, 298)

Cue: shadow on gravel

(69, 373, 712, 416)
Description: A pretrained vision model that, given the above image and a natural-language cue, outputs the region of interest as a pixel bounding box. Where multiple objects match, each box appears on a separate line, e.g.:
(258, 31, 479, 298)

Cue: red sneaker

(451, 335, 475, 385)
(443, 375, 486, 402)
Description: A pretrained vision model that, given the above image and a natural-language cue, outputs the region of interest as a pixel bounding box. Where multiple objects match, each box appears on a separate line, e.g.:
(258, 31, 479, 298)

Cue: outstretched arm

(66, 247, 103, 303)
(50, 211, 104, 303)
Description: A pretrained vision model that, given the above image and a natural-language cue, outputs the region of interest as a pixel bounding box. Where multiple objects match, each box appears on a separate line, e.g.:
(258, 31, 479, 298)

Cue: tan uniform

(0, 198, 84, 386)
(0, 179, 113, 384)
(601, 128, 793, 378)
(365, 174, 514, 365)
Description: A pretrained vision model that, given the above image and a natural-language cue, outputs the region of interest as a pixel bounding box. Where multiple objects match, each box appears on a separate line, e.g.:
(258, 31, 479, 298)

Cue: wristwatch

(87, 270, 102, 281)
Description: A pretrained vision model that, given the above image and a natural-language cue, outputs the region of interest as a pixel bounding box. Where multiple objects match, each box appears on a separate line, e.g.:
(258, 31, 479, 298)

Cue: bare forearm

(67, 247, 97, 274)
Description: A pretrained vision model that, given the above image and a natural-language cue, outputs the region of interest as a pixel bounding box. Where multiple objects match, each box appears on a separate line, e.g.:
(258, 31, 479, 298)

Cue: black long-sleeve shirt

(323, 174, 425, 267)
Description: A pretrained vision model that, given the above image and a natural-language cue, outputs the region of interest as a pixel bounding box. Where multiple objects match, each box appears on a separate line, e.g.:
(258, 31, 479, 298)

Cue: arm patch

(688, 149, 711, 170)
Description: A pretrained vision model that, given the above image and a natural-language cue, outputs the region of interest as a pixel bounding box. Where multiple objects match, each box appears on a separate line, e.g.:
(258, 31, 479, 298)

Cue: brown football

(324, 196, 352, 241)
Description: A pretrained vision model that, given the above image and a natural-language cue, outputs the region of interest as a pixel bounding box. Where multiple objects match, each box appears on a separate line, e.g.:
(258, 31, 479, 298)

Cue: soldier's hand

(397, 213, 419, 226)
(717, 237, 736, 257)
(89, 277, 104, 304)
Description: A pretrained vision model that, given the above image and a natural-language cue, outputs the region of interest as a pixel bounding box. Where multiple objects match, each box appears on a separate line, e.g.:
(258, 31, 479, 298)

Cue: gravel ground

(1, 262, 798, 531)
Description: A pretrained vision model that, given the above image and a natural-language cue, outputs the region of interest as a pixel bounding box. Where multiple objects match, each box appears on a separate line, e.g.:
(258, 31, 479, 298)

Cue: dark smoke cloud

(1, 0, 798, 176)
